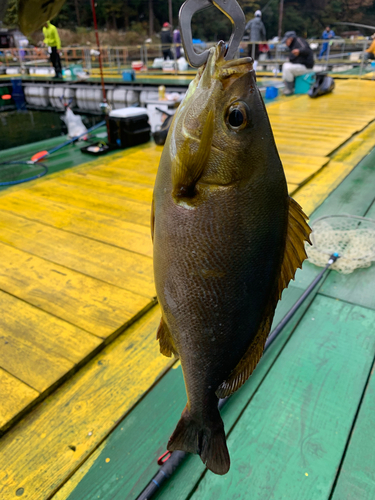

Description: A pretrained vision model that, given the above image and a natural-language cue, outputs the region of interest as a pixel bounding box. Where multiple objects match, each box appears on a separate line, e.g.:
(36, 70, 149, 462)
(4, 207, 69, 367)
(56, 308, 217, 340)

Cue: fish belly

(153, 183, 287, 404)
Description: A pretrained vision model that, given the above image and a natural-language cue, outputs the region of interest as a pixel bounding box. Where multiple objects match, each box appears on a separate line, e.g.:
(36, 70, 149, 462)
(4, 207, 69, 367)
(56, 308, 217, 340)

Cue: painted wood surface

(0, 306, 173, 500)
(0, 369, 39, 430)
(56, 284, 321, 500)
(0, 144, 163, 429)
(309, 149, 375, 310)
(331, 364, 375, 500)
(58, 137, 375, 500)
(0, 192, 153, 257)
(0, 211, 155, 297)
(188, 296, 375, 500)
(0, 242, 151, 337)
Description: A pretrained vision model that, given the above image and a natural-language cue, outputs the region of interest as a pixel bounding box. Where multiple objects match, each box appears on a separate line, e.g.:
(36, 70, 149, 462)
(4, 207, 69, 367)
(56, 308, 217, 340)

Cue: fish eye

(226, 102, 248, 131)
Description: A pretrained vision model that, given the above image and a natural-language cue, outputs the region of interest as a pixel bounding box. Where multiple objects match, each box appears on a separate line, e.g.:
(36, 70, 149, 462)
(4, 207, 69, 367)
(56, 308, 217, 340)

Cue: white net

(306, 215, 375, 274)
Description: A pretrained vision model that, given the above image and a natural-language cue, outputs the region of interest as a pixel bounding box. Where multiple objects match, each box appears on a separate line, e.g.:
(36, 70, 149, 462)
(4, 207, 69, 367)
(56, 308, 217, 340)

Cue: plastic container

(122, 70, 135, 82)
(108, 107, 150, 149)
(131, 61, 143, 71)
(295, 72, 315, 94)
(265, 86, 278, 99)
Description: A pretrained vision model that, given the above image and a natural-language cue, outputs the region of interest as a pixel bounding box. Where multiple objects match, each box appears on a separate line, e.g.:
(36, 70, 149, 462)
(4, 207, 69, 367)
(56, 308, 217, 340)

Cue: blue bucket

(295, 72, 315, 94)
(122, 70, 135, 82)
(265, 86, 278, 99)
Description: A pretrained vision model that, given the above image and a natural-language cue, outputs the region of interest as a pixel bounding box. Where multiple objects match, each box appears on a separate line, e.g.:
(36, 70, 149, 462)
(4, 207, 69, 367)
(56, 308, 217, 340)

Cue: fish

(151, 41, 311, 475)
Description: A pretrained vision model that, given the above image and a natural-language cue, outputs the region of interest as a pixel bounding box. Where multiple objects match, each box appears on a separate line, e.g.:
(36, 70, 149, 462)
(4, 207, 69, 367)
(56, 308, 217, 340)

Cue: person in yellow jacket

(43, 21, 62, 78)
(365, 33, 375, 61)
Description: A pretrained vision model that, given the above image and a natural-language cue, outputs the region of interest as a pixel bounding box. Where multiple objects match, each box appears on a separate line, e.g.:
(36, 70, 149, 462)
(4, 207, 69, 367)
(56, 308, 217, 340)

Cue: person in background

(365, 33, 375, 61)
(173, 28, 182, 59)
(281, 31, 314, 95)
(43, 21, 62, 79)
(244, 10, 266, 71)
(318, 25, 335, 60)
(160, 22, 173, 60)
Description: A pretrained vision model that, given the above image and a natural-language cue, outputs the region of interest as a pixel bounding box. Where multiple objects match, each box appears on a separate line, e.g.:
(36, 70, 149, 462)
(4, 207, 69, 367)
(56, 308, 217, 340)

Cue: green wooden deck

(52, 146, 375, 500)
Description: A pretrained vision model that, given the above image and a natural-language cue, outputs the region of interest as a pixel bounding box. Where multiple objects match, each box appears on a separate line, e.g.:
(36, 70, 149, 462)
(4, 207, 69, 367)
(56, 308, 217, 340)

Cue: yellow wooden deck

(0, 79, 375, 500)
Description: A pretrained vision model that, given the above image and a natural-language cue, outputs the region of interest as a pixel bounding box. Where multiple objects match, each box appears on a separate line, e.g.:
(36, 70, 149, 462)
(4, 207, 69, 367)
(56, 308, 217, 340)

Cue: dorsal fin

(172, 109, 214, 199)
(157, 317, 179, 358)
(216, 197, 311, 398)
(277, 197, 312, 299)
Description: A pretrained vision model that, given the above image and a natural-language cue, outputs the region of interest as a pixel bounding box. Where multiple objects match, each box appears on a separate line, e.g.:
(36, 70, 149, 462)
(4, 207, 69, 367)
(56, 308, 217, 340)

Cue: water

(0, 110, 102, 151)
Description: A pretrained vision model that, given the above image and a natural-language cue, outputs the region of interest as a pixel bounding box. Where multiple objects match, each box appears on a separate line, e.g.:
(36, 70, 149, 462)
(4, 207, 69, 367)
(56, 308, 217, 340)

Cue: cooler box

(295, 72, 315, 94)
(108, 108, 151, 149)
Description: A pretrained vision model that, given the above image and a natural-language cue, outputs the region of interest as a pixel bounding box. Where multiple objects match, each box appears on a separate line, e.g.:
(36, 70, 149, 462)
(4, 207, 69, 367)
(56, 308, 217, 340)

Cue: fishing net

(0, 161, 48, 186)
(307, 215, 375, 274)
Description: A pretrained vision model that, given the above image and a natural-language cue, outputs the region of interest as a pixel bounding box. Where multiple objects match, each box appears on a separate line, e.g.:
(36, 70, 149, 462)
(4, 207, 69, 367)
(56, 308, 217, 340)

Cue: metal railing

(0, 38, 374, 78)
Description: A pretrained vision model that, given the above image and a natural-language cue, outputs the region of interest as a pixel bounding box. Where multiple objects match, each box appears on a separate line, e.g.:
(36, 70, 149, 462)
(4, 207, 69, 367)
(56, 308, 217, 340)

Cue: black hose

(136, 253, 339, 500)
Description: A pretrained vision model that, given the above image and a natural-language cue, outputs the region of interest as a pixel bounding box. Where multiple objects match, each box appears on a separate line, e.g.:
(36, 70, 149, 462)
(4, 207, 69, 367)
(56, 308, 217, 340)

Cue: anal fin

(216, 314, 272, 399)
(157, 317, 178, 358)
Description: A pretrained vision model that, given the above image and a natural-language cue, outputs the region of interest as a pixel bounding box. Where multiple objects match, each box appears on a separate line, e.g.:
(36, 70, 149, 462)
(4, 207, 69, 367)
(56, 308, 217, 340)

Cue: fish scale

(152, 42, 311, 475)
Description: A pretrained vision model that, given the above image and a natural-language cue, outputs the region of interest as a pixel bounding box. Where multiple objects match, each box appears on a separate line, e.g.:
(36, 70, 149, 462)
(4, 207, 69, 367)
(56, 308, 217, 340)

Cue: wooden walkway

(0, 79, 375, 499)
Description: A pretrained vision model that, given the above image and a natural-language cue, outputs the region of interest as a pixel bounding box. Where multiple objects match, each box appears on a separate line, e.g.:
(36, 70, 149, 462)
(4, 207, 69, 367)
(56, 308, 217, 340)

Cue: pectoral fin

(157, 317, 178, 358)
(216, 197, 311, 398)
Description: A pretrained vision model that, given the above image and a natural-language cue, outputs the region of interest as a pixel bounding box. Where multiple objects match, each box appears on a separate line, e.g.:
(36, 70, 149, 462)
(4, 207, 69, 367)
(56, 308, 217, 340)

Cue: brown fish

(152, 42, 311, 475)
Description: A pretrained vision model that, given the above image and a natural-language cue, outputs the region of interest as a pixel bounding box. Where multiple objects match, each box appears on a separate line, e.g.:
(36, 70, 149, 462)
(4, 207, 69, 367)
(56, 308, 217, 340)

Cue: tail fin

(167, 405, 230, 475)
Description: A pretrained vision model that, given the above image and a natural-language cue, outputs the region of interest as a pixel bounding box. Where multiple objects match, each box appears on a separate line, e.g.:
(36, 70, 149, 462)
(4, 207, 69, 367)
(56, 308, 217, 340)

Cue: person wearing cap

(244, 10, 266, 70)
(281, 31, 314, 95)
(161, 22, 173, 60)
(42, 21, 62, 78)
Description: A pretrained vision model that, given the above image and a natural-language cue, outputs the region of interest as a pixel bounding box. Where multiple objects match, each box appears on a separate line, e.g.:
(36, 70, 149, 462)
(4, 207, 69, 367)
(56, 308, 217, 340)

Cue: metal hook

(179, 0, 246, 68)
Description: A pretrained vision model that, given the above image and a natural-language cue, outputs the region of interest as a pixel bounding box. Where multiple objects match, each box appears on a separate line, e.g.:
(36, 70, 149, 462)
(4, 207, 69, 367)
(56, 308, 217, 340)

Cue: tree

(3, 0, 17, 28)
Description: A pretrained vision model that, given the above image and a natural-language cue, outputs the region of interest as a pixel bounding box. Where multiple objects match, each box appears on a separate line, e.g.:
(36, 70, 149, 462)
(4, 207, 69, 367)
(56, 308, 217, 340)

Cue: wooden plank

(283, 163, 325, 185)
(0, 329, 74, 393)
(0, 211, 155, 298)
(0, 243, 151, 337)
(294, 120, 375, 218)
(0, 305, 173, 500)
(18, 183, 151, 226)
(79, 166, 156, 187)
(308, 150, 375, 221)
(55, 284, 319, 500)
(279, 154, 328, 167)
(291, 145, 375, 297)
(186, 296, 375, 500)
(320, 265, 375, 311)
(0, 369, 39, 430)
(331, 364, 375, 500)
(55, 173, 154, 206)
(0, 192, 153, 257)
(0, 290, 101, 364)
(293, 161, 357, 217)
